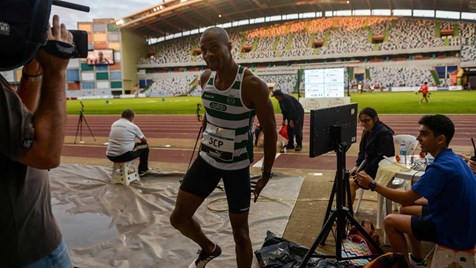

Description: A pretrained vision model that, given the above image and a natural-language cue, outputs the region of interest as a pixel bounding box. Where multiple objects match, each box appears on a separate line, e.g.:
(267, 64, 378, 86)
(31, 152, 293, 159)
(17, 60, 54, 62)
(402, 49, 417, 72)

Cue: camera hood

(0, 0, 89, 71)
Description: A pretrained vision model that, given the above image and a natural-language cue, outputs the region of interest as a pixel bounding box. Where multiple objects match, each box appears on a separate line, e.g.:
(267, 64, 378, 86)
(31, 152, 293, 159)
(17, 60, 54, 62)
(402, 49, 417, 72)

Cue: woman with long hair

(349, 107, 395, 203)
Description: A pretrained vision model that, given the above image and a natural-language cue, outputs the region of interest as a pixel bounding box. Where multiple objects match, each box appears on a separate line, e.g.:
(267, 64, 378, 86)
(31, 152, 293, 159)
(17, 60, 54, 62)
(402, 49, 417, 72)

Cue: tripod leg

(81, 114, 96, 141)
(298, 211, 339, 268)
(80, 115, 83, 142)
(74, 114, 82, 144)
(319, 176, 336, 246)
(187, 126, 202, 171)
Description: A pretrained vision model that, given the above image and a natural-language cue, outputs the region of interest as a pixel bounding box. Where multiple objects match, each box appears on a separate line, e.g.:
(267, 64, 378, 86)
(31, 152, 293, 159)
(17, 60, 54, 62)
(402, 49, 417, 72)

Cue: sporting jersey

(421, 84, 429, 94)
(199, 65, 255, 170)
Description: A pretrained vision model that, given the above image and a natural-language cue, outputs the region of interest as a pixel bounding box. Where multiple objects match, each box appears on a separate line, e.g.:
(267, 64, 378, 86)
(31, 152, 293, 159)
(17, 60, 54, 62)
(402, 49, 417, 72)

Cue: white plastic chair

(393, 134, 419, 166)
(391, 134, 419, 191)
(382, 135, 419, 214)
(354, 187, 365, 214)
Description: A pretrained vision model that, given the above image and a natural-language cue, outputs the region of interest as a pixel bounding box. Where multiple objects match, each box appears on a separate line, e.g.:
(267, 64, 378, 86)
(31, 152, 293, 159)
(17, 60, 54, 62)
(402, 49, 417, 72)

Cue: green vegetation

(349, 91, 476, 114)
(68, 97, 199, 115)
(67, 90, 476, 115)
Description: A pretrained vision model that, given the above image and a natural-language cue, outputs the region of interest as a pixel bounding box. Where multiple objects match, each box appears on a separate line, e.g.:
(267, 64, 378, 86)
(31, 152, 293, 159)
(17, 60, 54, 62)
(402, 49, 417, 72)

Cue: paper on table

(376, 157, 411, 186)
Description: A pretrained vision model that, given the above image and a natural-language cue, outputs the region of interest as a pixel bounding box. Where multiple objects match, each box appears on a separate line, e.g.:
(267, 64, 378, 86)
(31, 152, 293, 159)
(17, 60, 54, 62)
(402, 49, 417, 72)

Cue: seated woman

(349, 107, 395, 204)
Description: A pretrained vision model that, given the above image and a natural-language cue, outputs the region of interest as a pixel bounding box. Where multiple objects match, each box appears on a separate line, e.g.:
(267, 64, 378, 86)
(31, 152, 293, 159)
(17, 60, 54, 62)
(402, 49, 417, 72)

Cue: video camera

(0, 0, 90, 71)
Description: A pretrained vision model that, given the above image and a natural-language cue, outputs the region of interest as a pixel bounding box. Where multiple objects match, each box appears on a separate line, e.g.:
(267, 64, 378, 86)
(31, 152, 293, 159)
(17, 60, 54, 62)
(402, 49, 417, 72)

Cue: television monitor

(309, 103, 358, 158)
(304, 68, 345, 98)
(87, 49, 114, 65)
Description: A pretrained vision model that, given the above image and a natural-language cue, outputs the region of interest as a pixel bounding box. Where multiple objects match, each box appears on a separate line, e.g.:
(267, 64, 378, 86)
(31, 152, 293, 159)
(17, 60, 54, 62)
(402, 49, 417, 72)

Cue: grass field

(67, 90, 476, 115)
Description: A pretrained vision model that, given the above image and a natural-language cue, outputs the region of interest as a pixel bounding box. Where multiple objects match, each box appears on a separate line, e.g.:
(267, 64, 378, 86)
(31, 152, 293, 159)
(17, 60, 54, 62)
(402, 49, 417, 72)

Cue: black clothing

(180, 156, 251, 214)
(356, 122, 395, 178)
(278, 94, 304, 147)
(107, 142, 149, 172)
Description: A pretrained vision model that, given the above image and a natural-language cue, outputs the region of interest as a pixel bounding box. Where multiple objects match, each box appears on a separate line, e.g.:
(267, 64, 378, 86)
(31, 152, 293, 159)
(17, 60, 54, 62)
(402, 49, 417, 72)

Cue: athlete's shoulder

(243, 69, 266, 90)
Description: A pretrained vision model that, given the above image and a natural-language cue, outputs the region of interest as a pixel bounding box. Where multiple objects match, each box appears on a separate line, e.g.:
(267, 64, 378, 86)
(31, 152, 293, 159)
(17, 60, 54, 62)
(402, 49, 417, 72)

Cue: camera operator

(0, 15, 74, 267)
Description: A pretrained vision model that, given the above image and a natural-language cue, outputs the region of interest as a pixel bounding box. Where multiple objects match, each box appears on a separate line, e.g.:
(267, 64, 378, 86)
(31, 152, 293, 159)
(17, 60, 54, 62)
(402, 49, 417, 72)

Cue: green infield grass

(67, 90, 476, 115)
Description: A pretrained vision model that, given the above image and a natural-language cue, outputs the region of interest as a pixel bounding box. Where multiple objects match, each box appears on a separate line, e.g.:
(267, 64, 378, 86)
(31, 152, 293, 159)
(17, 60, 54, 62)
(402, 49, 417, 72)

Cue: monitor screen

(309, 103, 358, 158)
(304, 68, 345, 98)
(87, 49, 114, 65)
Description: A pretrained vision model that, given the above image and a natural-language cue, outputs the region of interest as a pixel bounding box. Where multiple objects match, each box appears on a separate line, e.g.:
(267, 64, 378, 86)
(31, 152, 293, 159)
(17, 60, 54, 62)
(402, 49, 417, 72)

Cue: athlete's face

(200, 33, 231, 71)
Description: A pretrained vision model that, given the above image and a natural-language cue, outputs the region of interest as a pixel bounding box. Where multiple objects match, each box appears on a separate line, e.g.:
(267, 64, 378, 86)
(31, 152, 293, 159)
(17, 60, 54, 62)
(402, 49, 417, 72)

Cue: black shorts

(180, 156, 251, 214)
(421, 205, 429, 216)
(411, 215, 439, 244)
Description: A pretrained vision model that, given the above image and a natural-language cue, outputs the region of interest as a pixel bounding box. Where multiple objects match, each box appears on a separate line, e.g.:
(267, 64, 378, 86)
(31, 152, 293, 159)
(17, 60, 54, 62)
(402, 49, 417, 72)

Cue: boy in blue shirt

(356, 114, 476, 267)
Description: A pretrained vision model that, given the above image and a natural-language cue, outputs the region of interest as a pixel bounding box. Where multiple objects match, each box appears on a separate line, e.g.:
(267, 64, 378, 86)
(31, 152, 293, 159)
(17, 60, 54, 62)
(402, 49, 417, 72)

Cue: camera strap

(42, 40, 79, 59)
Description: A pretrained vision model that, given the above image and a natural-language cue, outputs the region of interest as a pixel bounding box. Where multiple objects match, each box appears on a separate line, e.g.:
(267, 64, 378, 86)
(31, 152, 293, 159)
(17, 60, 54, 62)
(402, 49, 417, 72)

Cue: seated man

(355, 114, 476, 267)
(106, 109, 150, 176)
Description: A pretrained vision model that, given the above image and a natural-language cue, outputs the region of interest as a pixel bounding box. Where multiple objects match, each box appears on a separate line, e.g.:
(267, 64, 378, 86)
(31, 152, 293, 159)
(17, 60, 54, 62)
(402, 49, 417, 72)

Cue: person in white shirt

(106, 109, 149, 176)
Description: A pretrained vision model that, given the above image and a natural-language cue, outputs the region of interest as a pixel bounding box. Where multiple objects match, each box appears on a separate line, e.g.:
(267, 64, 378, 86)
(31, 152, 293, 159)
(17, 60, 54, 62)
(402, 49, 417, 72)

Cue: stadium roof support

(116, 0, 476, 39)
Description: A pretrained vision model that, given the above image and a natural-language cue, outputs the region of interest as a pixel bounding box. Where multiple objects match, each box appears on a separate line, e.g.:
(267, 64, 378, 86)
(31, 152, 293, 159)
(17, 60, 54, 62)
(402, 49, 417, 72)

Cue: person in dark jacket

(349, 107, 395, 203)
(272, 90, 305, 151)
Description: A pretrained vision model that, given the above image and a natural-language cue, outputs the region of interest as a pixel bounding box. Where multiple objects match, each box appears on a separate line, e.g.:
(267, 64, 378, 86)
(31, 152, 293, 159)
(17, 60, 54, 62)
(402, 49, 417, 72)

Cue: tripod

(298, 126, 383, 267)
(74, 102, 96, 144)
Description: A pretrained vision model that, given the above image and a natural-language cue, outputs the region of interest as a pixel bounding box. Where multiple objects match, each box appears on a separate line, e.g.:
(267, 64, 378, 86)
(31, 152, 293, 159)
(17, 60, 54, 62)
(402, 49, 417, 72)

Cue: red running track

(63, 114, 476, 170)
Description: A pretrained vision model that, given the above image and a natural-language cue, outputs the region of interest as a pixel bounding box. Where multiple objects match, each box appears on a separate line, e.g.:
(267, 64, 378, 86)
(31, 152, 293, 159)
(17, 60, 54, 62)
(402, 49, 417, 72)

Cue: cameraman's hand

(18, 15, 71, 169)
(36, 15, 72, 71)
(23, 58, 42, 77)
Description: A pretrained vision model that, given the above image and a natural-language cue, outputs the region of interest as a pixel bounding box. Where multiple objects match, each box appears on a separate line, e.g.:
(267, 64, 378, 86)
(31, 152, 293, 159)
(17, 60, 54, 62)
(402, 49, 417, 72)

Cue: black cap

(0, 0, 90, 71)
(271, 90, 284, 97)
(0, 0, 52, 71)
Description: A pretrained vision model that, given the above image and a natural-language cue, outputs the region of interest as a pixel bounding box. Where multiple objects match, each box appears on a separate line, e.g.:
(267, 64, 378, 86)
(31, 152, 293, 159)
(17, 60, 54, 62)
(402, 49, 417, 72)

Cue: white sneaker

(189, 244, 222, 268)
(408, 253, 428, 268)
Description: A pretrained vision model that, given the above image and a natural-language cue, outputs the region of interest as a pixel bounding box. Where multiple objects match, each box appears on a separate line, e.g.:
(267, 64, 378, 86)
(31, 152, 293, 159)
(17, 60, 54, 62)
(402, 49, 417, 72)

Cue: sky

(51, 0, 159, 29)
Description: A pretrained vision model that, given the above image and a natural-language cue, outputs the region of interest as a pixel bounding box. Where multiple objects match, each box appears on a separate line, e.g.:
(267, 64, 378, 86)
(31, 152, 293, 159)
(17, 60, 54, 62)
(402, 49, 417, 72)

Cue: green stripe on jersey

(206, 109, 251, 121)
(202, 91, 243, 107)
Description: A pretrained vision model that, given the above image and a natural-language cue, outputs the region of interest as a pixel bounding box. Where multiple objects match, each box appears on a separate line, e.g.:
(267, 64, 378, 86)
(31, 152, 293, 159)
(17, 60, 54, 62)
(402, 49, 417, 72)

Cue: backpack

(364, 252, 408, 268)
(348, 220, 381, 254)
(0, 0, 52, 71)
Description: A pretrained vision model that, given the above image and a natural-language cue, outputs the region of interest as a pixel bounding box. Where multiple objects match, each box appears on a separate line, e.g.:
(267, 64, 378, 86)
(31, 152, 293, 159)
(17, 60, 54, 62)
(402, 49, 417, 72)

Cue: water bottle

(399, 142, 407, 165)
